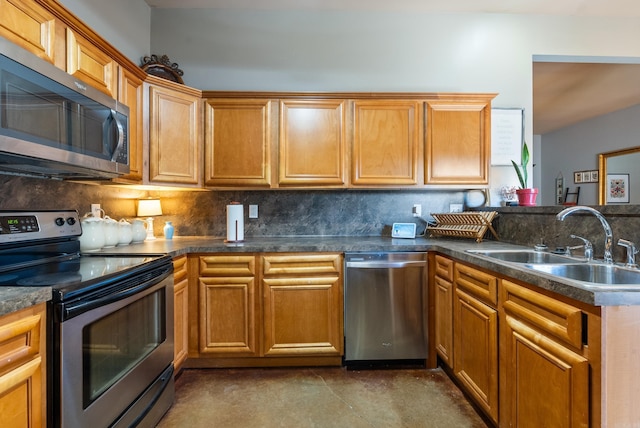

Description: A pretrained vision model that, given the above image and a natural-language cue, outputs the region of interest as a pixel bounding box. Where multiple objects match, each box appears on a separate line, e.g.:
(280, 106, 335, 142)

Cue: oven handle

(62, 267, 171, 320)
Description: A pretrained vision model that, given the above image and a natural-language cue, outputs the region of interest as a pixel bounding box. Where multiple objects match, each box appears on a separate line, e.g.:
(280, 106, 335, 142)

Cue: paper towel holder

(225, 202, 245, 243)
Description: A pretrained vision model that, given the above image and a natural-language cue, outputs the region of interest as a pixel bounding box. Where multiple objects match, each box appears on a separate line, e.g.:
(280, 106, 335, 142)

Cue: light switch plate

(249, 205, 258, 218)
(392, 223, 417, 239)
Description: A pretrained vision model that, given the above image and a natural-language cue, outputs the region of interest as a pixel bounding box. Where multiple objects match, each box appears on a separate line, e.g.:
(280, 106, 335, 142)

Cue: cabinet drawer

(434, 254, 454, 282)
(501, 279, 583, 349)
(173, 255, 188, 283)
(262, 254, 341, 276)
(199, 255, 256, 277)
(454, 263, 497, 306)
(0, 304, 44, 375)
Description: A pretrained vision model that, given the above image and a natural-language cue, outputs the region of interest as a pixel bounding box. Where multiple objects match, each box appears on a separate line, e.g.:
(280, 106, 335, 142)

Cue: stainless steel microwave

(0, 36, 129, 180)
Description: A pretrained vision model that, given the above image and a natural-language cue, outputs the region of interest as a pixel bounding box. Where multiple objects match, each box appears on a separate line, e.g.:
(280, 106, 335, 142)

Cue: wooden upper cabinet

(0, 0, 57, 64)
(146, 76, 202, 186)
(351, 100, 421, 186)
(117, 67, 144, 182)
(66, 28, 116, 97)
(204, 99, 273, 187)
(279, 99, 346, 187)
(425, 97, 493, 185)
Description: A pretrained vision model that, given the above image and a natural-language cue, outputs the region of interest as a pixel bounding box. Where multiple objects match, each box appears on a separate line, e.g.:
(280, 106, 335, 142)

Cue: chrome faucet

(618, 239, 639, 268)
(568, 234, 593, 262)
(556, 206, 614, 264)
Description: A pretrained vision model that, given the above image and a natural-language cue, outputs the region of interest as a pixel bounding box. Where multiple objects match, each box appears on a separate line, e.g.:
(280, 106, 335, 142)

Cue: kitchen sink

(466, 249, 580, 264)
(523, 263, 640, 286)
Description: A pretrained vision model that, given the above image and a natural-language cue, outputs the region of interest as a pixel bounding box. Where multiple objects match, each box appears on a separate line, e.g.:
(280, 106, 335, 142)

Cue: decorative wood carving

(141, 54, 184, 84)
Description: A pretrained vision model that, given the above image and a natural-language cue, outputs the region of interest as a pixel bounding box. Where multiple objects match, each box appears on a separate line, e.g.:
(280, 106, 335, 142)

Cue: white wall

(540, 104, 640, 206)
(58, 0, 151, 64)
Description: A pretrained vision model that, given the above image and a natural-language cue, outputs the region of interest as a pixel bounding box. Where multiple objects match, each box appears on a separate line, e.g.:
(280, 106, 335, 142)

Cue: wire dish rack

(427, 211, 499, 243)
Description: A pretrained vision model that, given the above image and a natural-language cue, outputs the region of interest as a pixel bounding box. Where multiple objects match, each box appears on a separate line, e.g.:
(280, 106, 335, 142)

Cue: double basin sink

(466, 249, 640, 289)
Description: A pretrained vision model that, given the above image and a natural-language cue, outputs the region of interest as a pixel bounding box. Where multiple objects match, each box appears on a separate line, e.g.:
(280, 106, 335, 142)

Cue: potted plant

(511, 142, 538, 206)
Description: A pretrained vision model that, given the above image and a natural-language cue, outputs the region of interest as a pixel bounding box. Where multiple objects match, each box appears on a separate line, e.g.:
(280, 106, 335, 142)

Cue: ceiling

(143, 0, 640, 16)
(144, 0, 640, 134)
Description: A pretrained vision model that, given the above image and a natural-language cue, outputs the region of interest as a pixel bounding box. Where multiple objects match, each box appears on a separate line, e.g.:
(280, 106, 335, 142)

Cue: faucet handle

(569, 234, 593, 261)
(618, 239, 639, 268)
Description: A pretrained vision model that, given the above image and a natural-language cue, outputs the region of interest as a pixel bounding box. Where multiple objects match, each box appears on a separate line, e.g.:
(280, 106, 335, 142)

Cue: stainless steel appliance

(344, 252, 428, 364)
(0, 36, 129, 180)
(0, 210, 174, 428)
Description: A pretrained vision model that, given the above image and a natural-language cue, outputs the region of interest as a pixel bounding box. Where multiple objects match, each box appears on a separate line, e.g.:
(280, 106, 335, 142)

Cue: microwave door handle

(110, 109, 125, 162)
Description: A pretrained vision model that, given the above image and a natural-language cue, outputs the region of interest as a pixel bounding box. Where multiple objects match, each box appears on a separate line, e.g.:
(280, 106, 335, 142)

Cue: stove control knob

(66, 217, 76, 226)
(55, 217, 65, 226)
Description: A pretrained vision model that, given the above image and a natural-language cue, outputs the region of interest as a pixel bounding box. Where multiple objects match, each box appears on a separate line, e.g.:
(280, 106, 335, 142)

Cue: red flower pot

(516, 188, 538, 206)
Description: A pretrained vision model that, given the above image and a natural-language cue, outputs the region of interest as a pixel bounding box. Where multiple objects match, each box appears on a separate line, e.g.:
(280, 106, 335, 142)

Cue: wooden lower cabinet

(198, 255, 260, 357)
(433, 254, 600, 427)
(0, 302, 46, 428)
(262, 254, 343, 356)
(500, 279, 590, 428)
(191, 253, 343, 366)
(434, 255, 454, 366)
(173, 255, 189, 373)
(453, 262, 499, 424)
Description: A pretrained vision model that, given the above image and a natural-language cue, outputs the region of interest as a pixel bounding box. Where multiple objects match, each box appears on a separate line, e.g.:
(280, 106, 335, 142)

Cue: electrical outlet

(412, 204, 422, 217)
(91, 204, 101, 218)
(449, 203, 463, 213)
(249, 204, 258, 219)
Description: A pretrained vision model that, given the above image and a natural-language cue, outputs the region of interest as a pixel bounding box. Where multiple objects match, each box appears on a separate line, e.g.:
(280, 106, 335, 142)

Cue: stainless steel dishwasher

(344, 252, 428, 364)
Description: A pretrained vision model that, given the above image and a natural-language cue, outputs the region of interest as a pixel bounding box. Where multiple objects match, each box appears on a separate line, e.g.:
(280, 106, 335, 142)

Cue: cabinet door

(204, 99, 273, 187)
(0, 0, 57, 64)
(173, 255, 189, 372)
(66, 28, 117, 97)
(0, 303, 45, 428)
(500, 279, 589, 427)
(198, 255, 259, 356)
(434, 255, 454, 365)
(502, 315, 589, 428)
(351, 100, 421, 186)
(425, 98, 491, 185)
(263, 275, 343, 356)
(147, 79, 202, 186)
(117, 67, 144, 182)
(262, 253, 343, 357)
(279, 99, 346, 186)
(453, 288, 499, 424)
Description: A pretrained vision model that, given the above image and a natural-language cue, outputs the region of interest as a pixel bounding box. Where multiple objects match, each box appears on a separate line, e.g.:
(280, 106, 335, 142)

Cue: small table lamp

(137, 198, 163, 241)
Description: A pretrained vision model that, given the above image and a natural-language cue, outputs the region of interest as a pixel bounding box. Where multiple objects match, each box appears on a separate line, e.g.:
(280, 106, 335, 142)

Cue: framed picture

(590, 170, 599, 182)
(606, 174, 630, 203)
(574, 172, 582, 183)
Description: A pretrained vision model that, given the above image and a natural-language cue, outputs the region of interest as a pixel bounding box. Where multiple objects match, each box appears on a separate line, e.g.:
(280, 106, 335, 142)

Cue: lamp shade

(137, 198, 163, 217)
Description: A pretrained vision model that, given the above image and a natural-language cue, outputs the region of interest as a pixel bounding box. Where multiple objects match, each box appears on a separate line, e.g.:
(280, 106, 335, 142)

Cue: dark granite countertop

(0, 287, 51, 317)
(95, 235, 640, 307)
(4, 234, 637, 316)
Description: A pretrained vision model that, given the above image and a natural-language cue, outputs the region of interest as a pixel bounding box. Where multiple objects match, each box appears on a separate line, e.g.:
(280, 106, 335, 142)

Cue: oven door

(55, 269, 174, 428)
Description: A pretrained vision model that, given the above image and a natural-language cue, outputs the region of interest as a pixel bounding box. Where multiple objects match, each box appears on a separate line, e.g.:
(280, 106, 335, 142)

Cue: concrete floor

(157, 367, 488, 427)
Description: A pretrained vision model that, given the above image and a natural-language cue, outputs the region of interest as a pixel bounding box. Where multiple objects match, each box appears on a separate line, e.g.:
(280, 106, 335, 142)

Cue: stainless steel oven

(0, 210, 174, 428)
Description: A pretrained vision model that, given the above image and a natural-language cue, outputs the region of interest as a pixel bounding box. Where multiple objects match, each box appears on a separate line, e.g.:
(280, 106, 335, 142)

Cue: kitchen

(1, 0, 640, 427)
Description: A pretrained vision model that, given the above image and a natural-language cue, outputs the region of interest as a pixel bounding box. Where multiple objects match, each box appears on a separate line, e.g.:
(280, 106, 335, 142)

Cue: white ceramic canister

(102, 216, 119, 248)
(79, 213, 105, 252)
(131, 219, 147, 243)
(117, 219, 133, 246)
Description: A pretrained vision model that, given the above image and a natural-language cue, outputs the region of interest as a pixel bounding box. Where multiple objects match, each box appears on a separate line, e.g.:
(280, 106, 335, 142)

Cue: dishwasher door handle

(346, 260, 427, 269)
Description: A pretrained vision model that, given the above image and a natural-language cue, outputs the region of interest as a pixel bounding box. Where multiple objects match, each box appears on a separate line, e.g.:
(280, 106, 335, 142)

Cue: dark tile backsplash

(4, 175, 639, 264)
(0, 175, 465, 238)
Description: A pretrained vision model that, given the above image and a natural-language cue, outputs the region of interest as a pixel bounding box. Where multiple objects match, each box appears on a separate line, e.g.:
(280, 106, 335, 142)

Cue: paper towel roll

(226, 203, 244, 242)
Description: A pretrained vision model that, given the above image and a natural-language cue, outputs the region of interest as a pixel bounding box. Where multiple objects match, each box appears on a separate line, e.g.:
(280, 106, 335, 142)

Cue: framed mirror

(598, 146, 640, 204)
